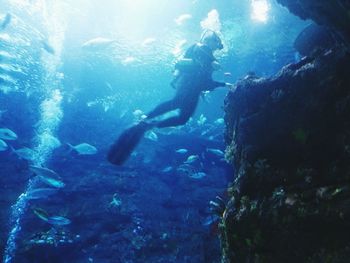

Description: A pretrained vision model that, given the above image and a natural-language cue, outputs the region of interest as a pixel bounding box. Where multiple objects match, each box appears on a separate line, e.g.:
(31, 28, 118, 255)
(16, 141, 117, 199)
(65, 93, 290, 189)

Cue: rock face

(221, 48, 350, 262)
(276, 0, 350, 45)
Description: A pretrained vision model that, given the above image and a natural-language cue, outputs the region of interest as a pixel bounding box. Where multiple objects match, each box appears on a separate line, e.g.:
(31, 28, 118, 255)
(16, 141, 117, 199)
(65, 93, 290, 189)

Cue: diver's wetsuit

(146, 43, 225, 128)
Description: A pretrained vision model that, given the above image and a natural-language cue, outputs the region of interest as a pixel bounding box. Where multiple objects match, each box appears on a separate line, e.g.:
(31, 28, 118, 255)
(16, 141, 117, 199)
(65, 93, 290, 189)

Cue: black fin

(107, 122, 150, 165)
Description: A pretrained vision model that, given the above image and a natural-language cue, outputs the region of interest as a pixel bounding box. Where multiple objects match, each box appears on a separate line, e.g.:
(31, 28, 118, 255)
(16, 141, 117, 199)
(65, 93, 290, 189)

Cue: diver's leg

(146, 99, 178, 119)
(156, 100, 197, 128)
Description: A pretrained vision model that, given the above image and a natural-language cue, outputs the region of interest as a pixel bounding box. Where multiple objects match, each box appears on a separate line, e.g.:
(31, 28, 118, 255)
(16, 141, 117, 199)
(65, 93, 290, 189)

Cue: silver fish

(25, 188, 58, 200)
(0, 128, 17, 140)
(162, 166, 173, 173)
(184, 155, 199, 164)
(0, 139, 8, 151)
(176, 148, 188, 154)
(13, 147, 36, 160)
(189, 172, 207, 179)
(40, 133, 61, 148)
(33, 208, 71, 226)
(29, 165, 59, 178)
(38, 176, 65, 188)
(202, 215, 220, 226)
(29, 165, 64, 188)
(68, 143, 97, 155)
(47, 216, 71, 226)
(214, 118, 224, 125)
(207, 148, 224, 157)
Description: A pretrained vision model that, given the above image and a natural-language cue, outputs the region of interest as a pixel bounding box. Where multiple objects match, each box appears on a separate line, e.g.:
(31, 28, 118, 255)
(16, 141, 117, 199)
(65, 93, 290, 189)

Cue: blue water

(0, 0, 308, 262)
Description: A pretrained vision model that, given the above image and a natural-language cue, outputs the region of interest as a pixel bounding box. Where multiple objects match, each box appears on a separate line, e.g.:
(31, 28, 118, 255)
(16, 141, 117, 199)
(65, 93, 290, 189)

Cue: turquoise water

(0, 0, 308, 262)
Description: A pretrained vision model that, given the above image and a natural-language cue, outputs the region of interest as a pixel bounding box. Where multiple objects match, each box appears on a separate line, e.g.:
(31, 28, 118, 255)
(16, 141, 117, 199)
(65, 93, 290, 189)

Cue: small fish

(12, 147, 36, 160)
(189, 172, 207, 179)
(201, 129, 211, 136)
(67, 143, 97, 155)
(144, 131, 158, 141)
(0, 128, 17, 140)
(174, 14, 192, 26)
(224, 72, 232, 77)
(184, 155, 199, 164)
(29, 165, 59, 178)
(25, 188, 58, 200)
(0, 139, 8, 151)
(162, 166, 173, 173)
(1, 13, 11, 30)
(33, 208, 71, 226)
(177, 164, 197, 174)
(47, 216, 71, 226)
(214, 118, 224, 125)
(40, 133, 61, 148)
(82, 37, 115, 49)
(202, 215, 220, 226)
(38, 176, 65, 188)
(207, 148, 225, 157)
(33, 208, 49, 221)
(29, 165, 65, 188)
(176, 148, 188, 154)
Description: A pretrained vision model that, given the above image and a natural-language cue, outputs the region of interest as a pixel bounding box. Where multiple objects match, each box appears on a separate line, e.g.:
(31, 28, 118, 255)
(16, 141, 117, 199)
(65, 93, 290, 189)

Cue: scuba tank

(171, 58, 198, 89)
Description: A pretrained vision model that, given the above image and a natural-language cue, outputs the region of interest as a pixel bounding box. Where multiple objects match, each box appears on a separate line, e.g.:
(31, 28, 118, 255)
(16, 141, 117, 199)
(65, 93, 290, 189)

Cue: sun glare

(251, 0, 270, 23)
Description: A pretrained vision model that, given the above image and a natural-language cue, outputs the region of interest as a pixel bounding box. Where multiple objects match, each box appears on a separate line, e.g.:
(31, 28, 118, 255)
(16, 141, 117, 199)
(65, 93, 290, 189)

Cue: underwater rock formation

(277, 0, 350, 45)
(222, 47, 350, 262)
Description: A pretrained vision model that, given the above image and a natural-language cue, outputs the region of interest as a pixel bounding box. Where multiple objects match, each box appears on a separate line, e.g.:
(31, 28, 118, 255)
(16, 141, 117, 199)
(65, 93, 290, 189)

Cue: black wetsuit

(146, 43, 225, 128)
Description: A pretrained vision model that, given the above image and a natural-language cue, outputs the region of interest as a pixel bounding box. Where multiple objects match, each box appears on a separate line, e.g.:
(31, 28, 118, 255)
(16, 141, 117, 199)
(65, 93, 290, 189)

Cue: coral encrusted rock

(221, 48, 350, 263)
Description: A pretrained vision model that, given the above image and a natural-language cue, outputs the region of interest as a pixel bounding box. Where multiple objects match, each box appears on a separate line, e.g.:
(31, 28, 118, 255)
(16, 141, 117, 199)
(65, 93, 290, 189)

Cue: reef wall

(221, 46, 350, 261)
(220, 1, 350, 261)
(276, 0, 350, 45)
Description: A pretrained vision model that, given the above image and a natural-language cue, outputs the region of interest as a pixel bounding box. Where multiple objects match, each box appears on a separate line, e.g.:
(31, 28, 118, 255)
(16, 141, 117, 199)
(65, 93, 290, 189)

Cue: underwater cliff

(221, 1, 350, 262)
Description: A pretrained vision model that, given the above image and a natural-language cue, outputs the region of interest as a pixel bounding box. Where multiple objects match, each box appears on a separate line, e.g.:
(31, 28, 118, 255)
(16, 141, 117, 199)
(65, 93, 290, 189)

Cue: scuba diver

(108, 30, 232, 165)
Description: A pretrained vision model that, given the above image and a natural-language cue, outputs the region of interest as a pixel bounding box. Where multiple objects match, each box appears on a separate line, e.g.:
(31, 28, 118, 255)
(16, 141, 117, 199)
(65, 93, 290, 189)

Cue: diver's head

(200, 30, 224, 51)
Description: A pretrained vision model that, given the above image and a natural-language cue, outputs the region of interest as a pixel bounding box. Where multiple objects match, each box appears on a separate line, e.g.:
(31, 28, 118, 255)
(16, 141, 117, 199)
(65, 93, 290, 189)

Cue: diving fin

(107, 122, 152, 165)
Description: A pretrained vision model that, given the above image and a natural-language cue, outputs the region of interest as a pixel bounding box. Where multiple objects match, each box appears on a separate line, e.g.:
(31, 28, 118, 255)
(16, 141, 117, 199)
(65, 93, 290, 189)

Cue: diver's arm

(206, 80, 226, 91)
(207, 81, 234, 91)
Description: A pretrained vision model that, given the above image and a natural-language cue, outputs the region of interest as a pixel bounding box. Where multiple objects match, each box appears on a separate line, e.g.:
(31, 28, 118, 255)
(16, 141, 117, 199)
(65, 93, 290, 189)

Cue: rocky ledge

(221, 47, 350, 263)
